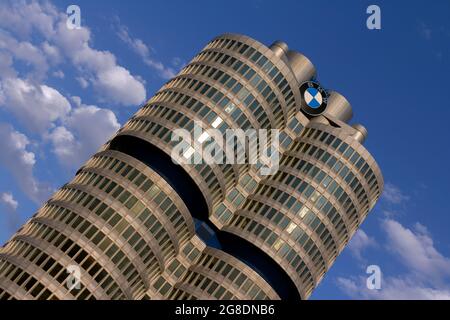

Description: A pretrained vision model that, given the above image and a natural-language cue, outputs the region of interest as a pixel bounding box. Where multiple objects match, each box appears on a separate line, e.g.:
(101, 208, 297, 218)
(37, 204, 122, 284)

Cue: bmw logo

(299, 81, 329, 116)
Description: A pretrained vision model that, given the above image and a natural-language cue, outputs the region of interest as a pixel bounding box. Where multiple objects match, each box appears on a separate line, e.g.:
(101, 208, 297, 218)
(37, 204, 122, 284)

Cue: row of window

(149, 236, 277, 299)
(176, 63, 274, 128)
(290, 141, 370, 211)
(178, 55, 283, 128)
(34, 204, 151, 296)
(57, 175, 174, 265)
(301, 128, 380, 199)
(156, 77, 254, 130)
(188, 251, 272, 299)
(246, 181, 339, 259)
(36, 206, 148, 295)
(0, 260, 59, 300)
(7, 220, 129, 299)
(226, 160, 360, 280)
(272, 158, 360, 226)
(84, 154, 192, 244)
(121, 117, 225, 203)
(125, 120, 232, 202)
(1, 239, 95, 300)
(130, 102, 236, 190)
(247, 179, 347, 247)
(227, 214, 316, 295)
(156, 250, 273, 300)
(150, 240, 203, 298)
(212, 116, 305, 222)
(204, 37, 298, 120)
(39, 204, 159, 298)
(51, 185, 163, 270)
(258, 158, 358, 227)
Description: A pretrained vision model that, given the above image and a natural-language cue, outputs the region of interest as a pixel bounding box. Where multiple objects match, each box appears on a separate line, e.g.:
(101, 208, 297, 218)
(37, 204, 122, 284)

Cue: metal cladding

(285, 50, 316, 83)
(324, 91, 353, 123)
(269, 41, 316, 83)
(0, 34, 383, 300)
(269, 40, 289, 59)
(352, 124, 368, 144)
(309, 115, 330, 125)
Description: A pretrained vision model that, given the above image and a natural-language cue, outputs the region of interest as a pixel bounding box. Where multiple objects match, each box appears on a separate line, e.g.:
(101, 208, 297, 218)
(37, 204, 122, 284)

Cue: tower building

(0, 34, 383, 300)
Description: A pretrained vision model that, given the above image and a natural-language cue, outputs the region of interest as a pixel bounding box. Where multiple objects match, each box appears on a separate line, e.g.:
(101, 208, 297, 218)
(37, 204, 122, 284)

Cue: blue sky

(0, 0, 449, 299)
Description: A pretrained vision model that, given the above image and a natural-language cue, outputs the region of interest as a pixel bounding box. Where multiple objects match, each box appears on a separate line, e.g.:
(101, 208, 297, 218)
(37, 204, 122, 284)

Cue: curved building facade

(0, 34, 383, 300)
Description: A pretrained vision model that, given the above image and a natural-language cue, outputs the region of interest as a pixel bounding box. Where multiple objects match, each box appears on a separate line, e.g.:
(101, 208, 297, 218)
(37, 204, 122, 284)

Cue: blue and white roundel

(299, 81, 328, 116)
(304, 87, 323, 109)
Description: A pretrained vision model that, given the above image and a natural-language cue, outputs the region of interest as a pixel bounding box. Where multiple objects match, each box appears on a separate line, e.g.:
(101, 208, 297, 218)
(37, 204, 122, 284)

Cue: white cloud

(118, 27, 150, 57)
(336, 277, 360, 298)
(337, 276, 450, 300)
(0, 192, 18, 211)
(0, 29, 49, 79)
(0, 1, 140, 207)
(382, 183, 410, 205)
(418, 22, 432, 40)
(0, 123, 52, 203)
(347, 229, 377, 261)
(172, 57, 184, 68)
(76, 76, 89, 89)
(383, 219, 450, 286)
(50, 13, 146, 106)
(117, 25, 177, 79)
(48, 126, 76, 164)
(0, 77, 71, 134)
(0, 0, 146, 107)
(0, 191, 20, 232)
(94, 65, 146, 106)
(49, 101, 120, 169)
(0, 51, 16, 78)
(0, 0, 56, 39)
(71, 95, 82, 107)
(52, 70, 64, 78)
(337, 218, 450, 300)
(42, 41, 62, 65)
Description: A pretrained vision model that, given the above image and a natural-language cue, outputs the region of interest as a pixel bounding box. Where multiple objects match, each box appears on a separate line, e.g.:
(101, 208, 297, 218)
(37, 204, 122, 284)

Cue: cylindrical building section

(0, 34, 383, 301)
(0, 149, 197, 300)
(352, 124, 368, 144)
(116, 33, 308, 213)
(323, 91, 353, 123)
(269, 41, 289, 60)
(285, 50, 316, 84)
(221, 119, 383, 299)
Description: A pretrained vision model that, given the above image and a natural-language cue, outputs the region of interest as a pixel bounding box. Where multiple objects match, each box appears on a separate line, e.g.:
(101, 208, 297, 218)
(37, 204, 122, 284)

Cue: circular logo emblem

(299, 81, 328, 116)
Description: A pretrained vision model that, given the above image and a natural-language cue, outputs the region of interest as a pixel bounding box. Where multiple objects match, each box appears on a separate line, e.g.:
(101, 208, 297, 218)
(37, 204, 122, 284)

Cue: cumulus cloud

(48, 99, 120, 169)
(382, 183, 410, 205)
(0, 29, 49, 79)
(0, 0, 147, 209)
(338, 182, 450, 300)
(383, 219, 450, 286)
(50, 10, 146, 106)
(0, 51, 16, 78)
(337, 218, 450, 300)
(0, 0, 146, 107)
(117, 24, 177, 79)
(418, 22, 432, 40)
(0, 192, 20, 231)
(337, 275, 450, 300)
(93, 66, 146, 105)
(0, 0, 57, 39)
(0, 123, 52, 203)
(0, 77, 71, 134)
(42, 41, 62, 65)
(52, 70, 64, 78)
(0, 192, 18, 211)
(347, 229, 377, 261)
